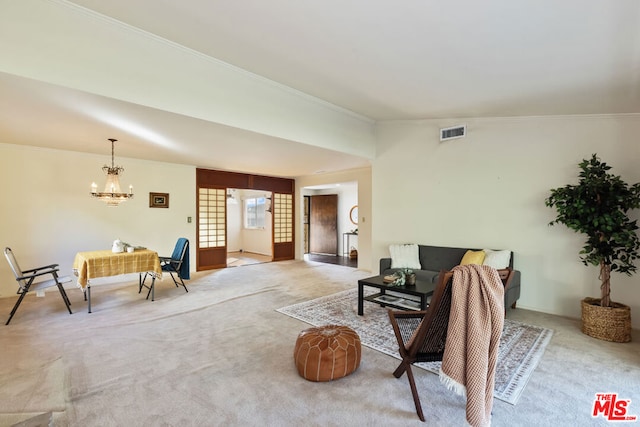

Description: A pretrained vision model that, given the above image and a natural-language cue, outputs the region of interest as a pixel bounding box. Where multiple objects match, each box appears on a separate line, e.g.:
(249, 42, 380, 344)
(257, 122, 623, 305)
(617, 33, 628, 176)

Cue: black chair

(388, 270, 454, 422)
(140, 238, 189, 299)
(3, 247, 72, 325)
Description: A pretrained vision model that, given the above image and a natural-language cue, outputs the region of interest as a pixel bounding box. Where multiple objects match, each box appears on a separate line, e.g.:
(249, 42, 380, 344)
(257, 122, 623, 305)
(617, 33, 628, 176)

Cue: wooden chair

(3, 247, 72, 325)
(497, 268, 515, 313)
(388, 270, 454, 422)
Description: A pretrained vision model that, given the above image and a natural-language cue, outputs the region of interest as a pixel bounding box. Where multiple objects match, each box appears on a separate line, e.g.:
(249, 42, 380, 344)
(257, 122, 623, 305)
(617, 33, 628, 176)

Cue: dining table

(73, 248, 162, 313)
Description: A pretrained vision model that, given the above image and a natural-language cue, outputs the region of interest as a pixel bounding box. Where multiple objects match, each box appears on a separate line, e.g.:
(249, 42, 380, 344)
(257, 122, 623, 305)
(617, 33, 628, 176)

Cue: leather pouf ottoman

(294, 325, 361, 382)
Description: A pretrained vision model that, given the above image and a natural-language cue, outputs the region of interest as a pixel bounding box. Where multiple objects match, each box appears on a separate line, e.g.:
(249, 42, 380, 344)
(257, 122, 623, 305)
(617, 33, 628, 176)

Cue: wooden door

(303, 196, 310, 254)
(272, 192, 294, 261)
(197, 187, 227, 270)
(309, 194, 338, 255)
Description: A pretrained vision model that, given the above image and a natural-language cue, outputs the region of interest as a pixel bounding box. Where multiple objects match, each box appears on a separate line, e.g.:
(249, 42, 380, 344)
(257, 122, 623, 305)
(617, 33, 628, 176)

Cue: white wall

(296, 168, 372, 271)
(226, 196, 242, 252)
(0, 143, 196, 298)
(374, 114, 640, 328)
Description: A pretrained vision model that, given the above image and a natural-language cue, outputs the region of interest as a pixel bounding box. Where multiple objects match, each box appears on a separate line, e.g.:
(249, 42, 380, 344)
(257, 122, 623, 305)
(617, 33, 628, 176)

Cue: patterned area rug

(277, 288, 553, 405)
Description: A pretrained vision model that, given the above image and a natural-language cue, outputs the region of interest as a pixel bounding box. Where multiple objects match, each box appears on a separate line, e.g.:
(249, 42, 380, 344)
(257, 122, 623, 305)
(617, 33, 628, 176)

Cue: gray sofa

(379, 244, 521, 310)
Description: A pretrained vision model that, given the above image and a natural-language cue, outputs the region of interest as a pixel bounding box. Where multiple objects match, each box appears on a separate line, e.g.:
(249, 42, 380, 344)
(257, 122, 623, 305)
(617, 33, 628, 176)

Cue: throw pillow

(389, 244, 421, 269)
(482, 249, 511, 269)
(459, 249, 485, 265)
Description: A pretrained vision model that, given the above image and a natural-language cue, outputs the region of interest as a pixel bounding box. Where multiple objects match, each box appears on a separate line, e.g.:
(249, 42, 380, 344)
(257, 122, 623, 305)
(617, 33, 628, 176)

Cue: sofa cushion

(460, 250, 486, 265)
(482, 249, 511, 269)
(419, 246, 470, 271)
(414, 269, 440, 283)
(389, 244, 421, 269)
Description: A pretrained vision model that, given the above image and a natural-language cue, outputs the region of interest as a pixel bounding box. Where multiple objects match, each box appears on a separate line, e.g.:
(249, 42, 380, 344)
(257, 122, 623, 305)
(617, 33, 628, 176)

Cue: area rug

(277, 288, 553, 405)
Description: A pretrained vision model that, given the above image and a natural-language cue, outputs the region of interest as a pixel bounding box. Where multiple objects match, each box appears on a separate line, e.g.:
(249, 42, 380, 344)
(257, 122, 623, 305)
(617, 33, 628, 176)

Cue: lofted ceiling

(1, 1, 639, 177)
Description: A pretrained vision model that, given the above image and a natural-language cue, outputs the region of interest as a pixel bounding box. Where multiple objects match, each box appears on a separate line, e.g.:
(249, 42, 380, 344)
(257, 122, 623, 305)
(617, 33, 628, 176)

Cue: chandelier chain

(103, 138, 124, 175)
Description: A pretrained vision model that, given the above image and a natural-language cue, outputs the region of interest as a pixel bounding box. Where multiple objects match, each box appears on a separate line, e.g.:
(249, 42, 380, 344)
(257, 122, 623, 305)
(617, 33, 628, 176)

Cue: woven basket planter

(581, 297, 631, 343)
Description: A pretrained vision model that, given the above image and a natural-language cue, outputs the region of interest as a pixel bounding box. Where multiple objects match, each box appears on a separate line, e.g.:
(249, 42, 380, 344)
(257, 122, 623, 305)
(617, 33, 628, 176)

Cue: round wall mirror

(349, 205, 358, 225)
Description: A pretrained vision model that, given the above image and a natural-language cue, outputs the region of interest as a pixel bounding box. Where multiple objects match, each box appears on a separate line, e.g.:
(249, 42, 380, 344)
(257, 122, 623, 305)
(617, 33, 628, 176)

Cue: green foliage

(545, 154, 640, 277)
(389, 271, 406, 287)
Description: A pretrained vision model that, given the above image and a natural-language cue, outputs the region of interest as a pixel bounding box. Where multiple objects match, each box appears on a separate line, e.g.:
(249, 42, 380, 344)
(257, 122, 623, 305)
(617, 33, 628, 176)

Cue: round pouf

(294, 325, 361, 382)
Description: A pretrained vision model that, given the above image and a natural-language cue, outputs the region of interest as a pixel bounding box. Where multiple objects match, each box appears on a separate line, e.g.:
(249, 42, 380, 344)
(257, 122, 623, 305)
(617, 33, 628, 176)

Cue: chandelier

(90, 138, 133, 206)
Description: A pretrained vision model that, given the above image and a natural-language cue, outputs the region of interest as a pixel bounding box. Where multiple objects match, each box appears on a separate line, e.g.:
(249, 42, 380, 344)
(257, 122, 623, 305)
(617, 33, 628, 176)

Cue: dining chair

(388, 270, 454, 422)
(140, 238, 190, 299)
(3, 247, 73, 325)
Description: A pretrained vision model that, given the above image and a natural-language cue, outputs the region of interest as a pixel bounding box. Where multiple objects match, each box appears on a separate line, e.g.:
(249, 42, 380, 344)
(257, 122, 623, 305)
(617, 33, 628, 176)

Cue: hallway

(226, 252, 357, 268)
(305, 253, 357, 268)
(226, 251, 271, 267)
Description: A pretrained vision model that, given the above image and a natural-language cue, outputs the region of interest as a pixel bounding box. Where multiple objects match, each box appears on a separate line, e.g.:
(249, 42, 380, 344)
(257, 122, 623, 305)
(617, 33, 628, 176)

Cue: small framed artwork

(149, 192, 169, 208)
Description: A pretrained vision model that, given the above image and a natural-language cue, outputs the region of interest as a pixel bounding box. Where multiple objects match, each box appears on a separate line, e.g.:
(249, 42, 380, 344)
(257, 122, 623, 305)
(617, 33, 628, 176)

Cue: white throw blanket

(439, 264, 505, 427)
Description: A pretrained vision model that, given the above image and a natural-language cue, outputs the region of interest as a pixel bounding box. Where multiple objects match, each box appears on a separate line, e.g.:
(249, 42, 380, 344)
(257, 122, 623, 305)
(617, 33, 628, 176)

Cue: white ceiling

(0, 71, 368, 177)
(1, 1, 639, 177)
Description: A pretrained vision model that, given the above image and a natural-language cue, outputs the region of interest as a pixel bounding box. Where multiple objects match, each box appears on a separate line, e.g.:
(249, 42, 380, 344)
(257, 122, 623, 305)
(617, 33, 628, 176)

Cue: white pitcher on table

(112, 239, 125, 253)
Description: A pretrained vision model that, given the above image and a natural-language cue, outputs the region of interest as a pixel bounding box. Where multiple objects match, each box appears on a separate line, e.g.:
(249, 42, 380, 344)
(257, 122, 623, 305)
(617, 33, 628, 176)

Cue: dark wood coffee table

(357, 275, 436, 315)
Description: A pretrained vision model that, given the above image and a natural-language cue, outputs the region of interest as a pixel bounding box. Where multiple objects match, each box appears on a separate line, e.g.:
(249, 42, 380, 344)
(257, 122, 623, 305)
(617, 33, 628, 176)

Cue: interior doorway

(196, 168, 295, 271)
(302, 182, 358, 268)
(226, 251, 271, 267)
(226, 188, 273, 267)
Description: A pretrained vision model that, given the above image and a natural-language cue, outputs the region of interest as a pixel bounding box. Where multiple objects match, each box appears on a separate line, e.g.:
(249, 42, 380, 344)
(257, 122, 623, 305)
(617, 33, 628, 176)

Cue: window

(244, 197, 266, 229)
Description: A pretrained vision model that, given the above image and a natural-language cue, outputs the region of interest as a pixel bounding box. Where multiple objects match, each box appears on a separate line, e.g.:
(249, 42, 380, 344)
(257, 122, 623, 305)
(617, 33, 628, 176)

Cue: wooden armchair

(388, 270, 454, 422)
(498, 268, 515, 313)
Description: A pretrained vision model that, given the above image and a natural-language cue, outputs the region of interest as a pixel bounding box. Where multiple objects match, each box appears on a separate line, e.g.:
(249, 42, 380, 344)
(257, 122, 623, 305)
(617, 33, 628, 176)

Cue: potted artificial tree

(545, 154, 640, 343)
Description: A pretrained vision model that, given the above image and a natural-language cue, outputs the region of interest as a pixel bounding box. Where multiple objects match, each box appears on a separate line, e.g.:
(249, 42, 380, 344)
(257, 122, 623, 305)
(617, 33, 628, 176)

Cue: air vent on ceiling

(440, 125, 466, 141)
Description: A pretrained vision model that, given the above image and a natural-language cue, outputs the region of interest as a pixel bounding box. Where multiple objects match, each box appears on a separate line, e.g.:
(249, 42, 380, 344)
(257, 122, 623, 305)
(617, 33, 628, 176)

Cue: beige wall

(0, 143, 196, 298)
(373, 114, 640, 328)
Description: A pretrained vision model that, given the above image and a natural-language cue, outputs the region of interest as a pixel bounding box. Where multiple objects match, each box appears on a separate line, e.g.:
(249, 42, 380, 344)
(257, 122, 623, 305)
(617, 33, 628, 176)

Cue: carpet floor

(277, 288, 554, 404)
(0, 260, 638, 426)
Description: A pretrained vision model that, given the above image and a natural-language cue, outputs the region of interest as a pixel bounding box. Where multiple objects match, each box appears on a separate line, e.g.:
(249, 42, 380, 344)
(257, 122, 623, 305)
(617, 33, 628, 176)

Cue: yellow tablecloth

(73, 249, 162, 288)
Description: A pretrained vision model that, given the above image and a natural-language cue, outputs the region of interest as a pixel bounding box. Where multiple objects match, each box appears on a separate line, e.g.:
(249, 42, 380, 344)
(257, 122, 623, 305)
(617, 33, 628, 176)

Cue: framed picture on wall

(349, 205, 358, 225)
(149, 192, 169, 208)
